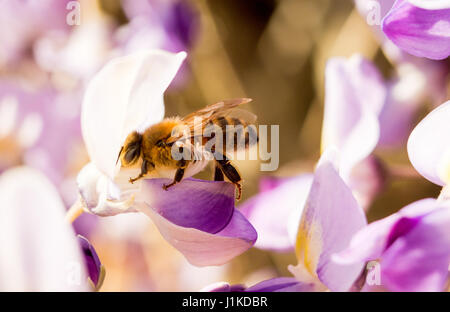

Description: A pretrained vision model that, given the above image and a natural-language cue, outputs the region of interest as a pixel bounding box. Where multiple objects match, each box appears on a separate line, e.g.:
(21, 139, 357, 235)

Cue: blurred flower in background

(0, 0, 70, 67)
(0, 167, 88, 291)
(118, 0, 199, 53)
(408, 100, 450, 189)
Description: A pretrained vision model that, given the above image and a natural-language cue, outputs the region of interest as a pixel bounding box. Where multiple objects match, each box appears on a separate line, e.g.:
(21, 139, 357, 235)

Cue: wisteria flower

(238, 151, 367, 291)
(334, 198, 450, 291)
(383, 0, 450, 60)
(0, 166, 88, 291)
(408, 100, 450, 196)
(76, 49, 256, 266)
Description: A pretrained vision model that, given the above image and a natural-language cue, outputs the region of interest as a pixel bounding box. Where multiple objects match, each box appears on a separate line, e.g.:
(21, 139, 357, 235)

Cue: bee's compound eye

(124, 144, 141, 164)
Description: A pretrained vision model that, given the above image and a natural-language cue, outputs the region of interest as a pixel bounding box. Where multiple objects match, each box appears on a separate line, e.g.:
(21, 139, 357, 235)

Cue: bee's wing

(181, 98, 252, 123)
(221, 108, 257, 124)
(167, 98, 254, 144)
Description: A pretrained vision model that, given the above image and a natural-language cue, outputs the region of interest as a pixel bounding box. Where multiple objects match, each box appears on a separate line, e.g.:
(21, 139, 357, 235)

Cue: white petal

(77, 163, 140, 216)
(81, 50, 186, 179)
(0, 167, 87, 291)
(407, 101, 450, 186)
(407, 0, 450, 10)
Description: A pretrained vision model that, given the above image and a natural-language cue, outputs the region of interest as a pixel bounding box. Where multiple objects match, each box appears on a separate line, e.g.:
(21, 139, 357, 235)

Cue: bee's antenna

(116, 146, 124, 165)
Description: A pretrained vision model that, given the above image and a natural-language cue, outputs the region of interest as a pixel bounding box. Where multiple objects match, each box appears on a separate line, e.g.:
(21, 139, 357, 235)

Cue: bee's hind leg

(214, 164, 224, 181)
(129, 160, 149, 184)
(215, 154, 242, 200)
(163, 159, 187, 191)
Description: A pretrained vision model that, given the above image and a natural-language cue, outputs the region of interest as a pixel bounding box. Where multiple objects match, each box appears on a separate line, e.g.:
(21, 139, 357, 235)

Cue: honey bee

(117, 98, 258, 200)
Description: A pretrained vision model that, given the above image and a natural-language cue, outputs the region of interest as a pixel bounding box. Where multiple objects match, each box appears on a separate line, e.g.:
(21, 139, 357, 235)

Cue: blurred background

(0, 0, 448, 291)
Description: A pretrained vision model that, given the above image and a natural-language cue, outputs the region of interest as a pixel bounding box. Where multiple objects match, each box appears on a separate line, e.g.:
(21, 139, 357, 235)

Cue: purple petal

(140, 178, 235, 234)
(381, 204, 450, 291)
(240, 175, 313, 252)
(201, 282, 246, 292)
(383, 0, 450, 60)
(78, 235, 102, 286)
(202, 277, 316, 292)
(121, 0, 199, 52)
(137, 178, 257, 266)
(385, 216, 421, 248)
(289, 151, 367, 291)
(245, 277, 316, 292)
(162, 1, 200, 49)
(334, 198, 438, 265)
(407, 100, 450, 186)
(334, 198, 449, 291)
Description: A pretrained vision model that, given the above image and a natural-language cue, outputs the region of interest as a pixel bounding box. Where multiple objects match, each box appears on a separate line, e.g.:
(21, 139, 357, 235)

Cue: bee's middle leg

(163, 159, 187, 191)
(129, 159, 149, 184)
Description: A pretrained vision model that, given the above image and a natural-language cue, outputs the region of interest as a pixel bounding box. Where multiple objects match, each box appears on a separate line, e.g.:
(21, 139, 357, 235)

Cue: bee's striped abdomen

(205, 116, 258, 154)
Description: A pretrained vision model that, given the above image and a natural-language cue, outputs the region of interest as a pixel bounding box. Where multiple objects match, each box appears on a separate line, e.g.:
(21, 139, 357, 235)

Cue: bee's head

(118, 131, 143, 167)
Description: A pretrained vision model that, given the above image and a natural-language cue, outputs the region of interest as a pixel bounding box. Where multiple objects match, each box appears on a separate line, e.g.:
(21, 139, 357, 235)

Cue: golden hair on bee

(117, 98, 257, 200)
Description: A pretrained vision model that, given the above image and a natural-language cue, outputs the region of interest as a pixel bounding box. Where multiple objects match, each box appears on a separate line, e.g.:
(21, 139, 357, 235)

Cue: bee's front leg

(129, 160, 150, 184)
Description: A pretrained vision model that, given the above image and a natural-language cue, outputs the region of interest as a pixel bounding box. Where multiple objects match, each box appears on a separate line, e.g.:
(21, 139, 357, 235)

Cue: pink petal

(240, 175, 313, 252)
(0, 167, 87, 291)
(348, 156, 387, 210)
(407, 100, 450, 186)
(377, 79, 420, 147)
(322, 55, 384, 178)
